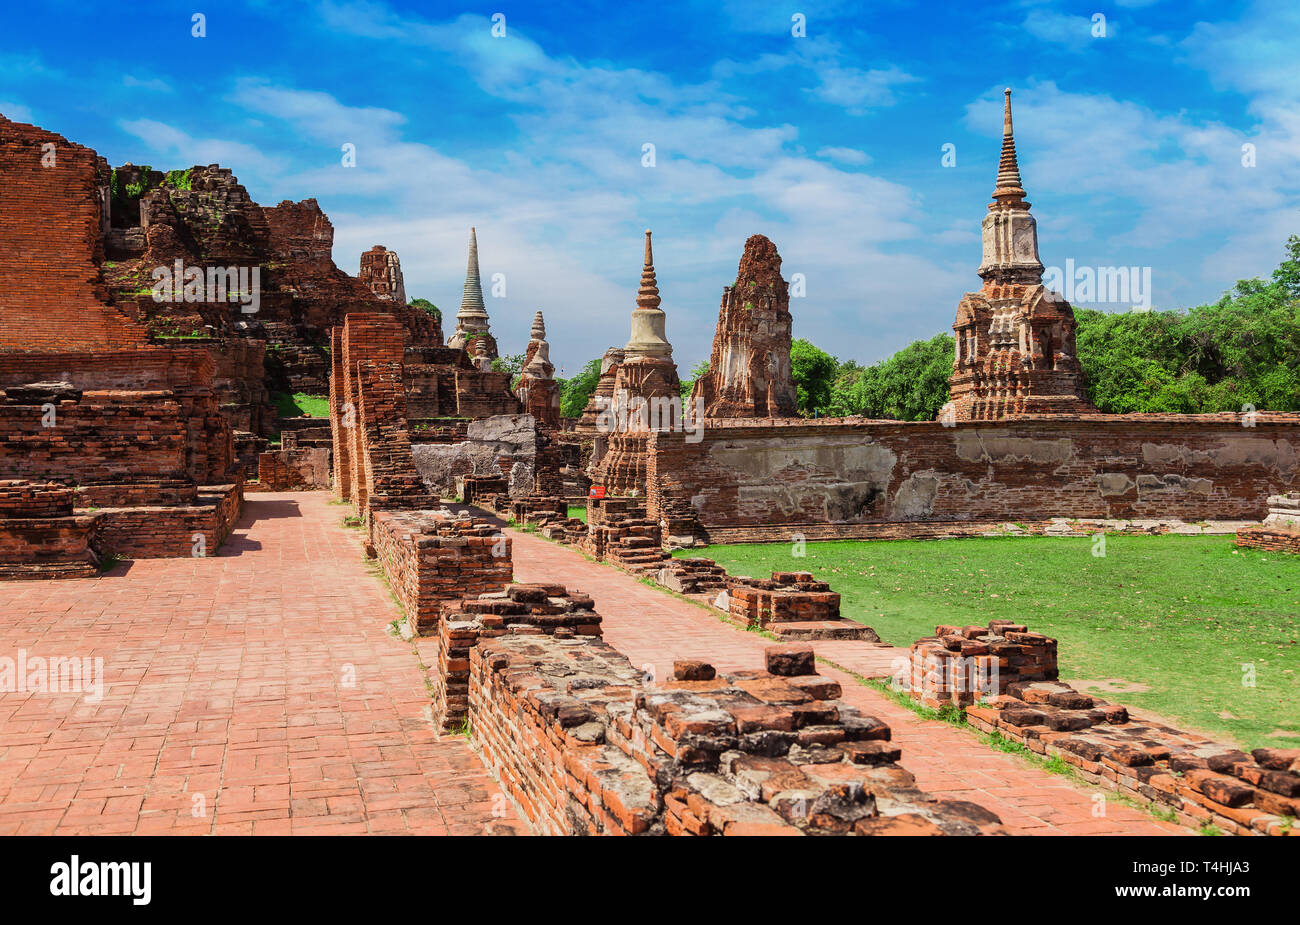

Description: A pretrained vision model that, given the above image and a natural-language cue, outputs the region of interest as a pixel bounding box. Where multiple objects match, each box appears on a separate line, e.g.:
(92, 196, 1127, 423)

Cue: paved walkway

(0, 492, 521, 835)
(508, 529, 1187, 836)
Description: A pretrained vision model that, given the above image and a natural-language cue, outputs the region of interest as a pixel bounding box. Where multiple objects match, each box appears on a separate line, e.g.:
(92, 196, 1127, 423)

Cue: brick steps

(768, 619, 881, 640)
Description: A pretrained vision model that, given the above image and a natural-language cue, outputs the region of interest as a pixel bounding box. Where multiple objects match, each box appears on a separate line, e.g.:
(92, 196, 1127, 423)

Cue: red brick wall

(648, 414, 1300, 541)
(469, 634, 1007, 835)
(0, 348, 236, 483)
(0, 115, 149, 351)
(370, 509, 512, 634)
(0, 393, 188, 485)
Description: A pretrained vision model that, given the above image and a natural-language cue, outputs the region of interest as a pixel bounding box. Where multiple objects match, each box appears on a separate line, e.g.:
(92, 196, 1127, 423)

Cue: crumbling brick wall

(0, 114, 149, 351)
(727, 571, 879, 641)
(468, 635, 1007, 836)
(648, 415, 1300, 542)
(906, 621, 1057, 710)
(370, 509, 512, 635)
(433, 583, 601, 732)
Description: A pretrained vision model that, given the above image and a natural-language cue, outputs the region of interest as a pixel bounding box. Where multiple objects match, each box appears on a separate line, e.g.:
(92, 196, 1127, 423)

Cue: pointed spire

(522, 309, 554, 380)
(625, 229, 672, 359)
(992, 89, 1027, 207)
(636, 229, 661, 311)
(459, 227, 487, 319)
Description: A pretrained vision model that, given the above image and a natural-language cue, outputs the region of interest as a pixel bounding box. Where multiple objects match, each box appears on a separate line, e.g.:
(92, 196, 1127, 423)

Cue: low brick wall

(257, 447, 330, 490)
(1236, 492, 1300, 554)
(371, 509, 512, 635)
(728, 571, 877, 640)
(468, 634, 1007, 836)
(0, 480, 101, 579)
(906, 621, 1058, 709)
(901, 621, 1297, 835)
(433, 583, 602, 732)
(94, 482, 243, 558)
(967, 685, 1299, 836)
(1235, 528, 1300, 554)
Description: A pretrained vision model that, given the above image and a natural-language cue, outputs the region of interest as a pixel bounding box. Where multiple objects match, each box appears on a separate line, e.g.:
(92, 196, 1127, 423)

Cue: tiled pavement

(0, 492, 522, 836)
(507, 528, 1189, 836)
(0, 491, 1186, 836)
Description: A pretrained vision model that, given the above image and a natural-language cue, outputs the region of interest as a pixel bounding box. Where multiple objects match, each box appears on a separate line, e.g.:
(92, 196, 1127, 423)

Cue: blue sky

(3, 0, 1298, 374)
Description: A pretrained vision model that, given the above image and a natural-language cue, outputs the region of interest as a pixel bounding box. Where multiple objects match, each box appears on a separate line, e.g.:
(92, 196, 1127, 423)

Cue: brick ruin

(1236, 493, 1300, 554)
(514, 311, 561, 428)
(358, 244, 409, 306)
(947, 90, 1094, 421)
(586, 231, 683, 494)
(689, 234, 798, 419)
(0, 112, 449, 490)
(0, 345, 242, 573)
(462, 630, 1006, 835)
(902, 622, 1299, 836)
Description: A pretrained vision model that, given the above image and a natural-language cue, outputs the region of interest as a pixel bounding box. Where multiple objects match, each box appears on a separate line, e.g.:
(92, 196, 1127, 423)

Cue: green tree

(838, 333, 954, 420)
(680, 360, 710, 400)
(491, 353, 526, 390)
(790, 338, 837, 416)
(560, 357, 602, 419)
(409, 298, 441, 322)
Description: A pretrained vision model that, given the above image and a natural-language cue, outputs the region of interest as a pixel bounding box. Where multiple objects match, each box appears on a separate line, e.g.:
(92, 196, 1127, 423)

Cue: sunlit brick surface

(506, 527, 1187, 836)
(0, 492, 520, 835)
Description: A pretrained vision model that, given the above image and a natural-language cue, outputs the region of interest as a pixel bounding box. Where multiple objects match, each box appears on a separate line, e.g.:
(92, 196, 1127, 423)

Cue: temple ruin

(2, 95, 1296, 840)
(947, 90, 1094, 421)
(690, 233, 798, 419)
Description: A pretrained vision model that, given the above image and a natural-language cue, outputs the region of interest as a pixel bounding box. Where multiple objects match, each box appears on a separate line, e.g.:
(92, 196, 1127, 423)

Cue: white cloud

(816, 146, 870, 166)
(117, 118, 280, 173)
(122, 75, 172, 93)
(0, 101, 34, 122)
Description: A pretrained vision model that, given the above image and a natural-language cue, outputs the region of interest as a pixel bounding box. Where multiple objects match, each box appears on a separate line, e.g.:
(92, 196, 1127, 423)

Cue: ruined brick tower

(359, 245, 407, 304)
(446, 227, 498, 359)
(690, 234, 797, 419)
(515, 310, 560, 428)
(946, 90, 1094, 421)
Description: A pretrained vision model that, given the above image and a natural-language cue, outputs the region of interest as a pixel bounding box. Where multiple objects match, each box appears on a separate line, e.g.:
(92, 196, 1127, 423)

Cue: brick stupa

(589, 230, 681, 494)
(515, 311, 561, 427)
(690, 234, 797, 419)
(946, 89, 1094, 421)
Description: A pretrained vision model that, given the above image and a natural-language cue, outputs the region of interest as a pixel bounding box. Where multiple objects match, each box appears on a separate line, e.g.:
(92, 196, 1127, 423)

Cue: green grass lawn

(272, 392, 331, 419)
(567, 505, 587, 522)
(677, 535, 1300, 749)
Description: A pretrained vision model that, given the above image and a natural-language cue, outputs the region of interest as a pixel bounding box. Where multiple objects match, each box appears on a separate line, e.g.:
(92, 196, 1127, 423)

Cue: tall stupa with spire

(946, 89, 1094, 421)
(446, 227, 498, 360)
(588, 229, 682, 494)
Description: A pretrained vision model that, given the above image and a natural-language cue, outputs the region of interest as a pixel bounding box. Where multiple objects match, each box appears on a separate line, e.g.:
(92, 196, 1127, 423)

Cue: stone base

(92, 482, 243, 559)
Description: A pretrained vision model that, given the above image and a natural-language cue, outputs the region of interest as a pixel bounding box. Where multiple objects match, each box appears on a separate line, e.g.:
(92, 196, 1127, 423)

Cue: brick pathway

(0, 492, 522, 835)
(508, 529, 1188, 836)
